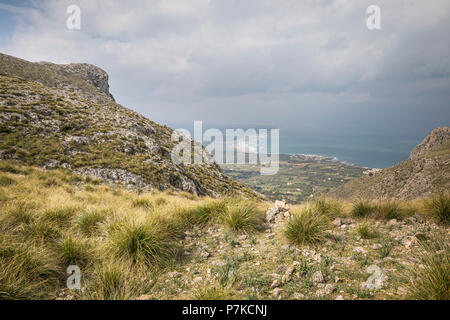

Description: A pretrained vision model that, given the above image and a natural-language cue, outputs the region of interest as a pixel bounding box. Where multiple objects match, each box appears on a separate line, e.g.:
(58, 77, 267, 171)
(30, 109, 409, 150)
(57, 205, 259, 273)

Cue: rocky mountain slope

(0, 53, 256, 197)
(330, 127, 450, 200)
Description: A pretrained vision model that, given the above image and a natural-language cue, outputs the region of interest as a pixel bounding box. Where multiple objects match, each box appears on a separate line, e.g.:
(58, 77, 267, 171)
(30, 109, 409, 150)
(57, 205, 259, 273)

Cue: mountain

(330, 127, 450, 200)
(0, 53, 256, 197)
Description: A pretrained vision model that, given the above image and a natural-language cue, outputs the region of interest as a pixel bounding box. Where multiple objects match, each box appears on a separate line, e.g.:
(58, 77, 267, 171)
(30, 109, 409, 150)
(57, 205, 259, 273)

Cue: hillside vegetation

(0, 53, 256, 198)
(1, 160, 448, 300)
(330, 127, 450, 200)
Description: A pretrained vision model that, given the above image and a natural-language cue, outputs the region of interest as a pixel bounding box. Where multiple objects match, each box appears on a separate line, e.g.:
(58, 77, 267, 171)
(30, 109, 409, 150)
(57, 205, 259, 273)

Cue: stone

(332, 218, 342, 227)
(335, 295, 345, 300)
(325, 284, 336, 294)
(312, 271, 325, 283)
(168, 271, 182, 278)
(353, 246, 367, 254)
(292, 293, 305, 300)
(193, 276, 203, 283)
(272, 288, 283, 298)
(270, 279, 281, 289)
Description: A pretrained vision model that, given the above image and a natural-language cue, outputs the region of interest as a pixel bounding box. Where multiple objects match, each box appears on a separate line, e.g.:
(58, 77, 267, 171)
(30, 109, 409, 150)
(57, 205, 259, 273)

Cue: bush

(424, 193, 450, 225)
(351, 200, 374, 218)
(406, 238, 449, 300)
(107, 217, 176, 267)
(220, 200, 263, 232)
(284, 207, 330, 245)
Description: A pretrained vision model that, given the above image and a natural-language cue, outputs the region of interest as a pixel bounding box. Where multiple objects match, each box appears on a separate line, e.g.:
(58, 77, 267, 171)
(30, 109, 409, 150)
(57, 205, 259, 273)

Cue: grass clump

(312, 198, 343, 217)
(351, 200, 374, 218)
(58, 235, 92, 267)
(356, 221, 378, 239)
(132, 198, 153, 210)
(220, 200, 263, 233)
(41, 206, 78, 228)
(0, 175, 17, 186)
(406, 238, 449, 300)
(76, 209, 108, 236)
(179, 199, 227, 226)
(193, 285, 233, 300)
(284, 207, 330, 245)
(107, 216, 177, 267)
(81, 263, 149, 300)
(373, 200, 405, 220)
(423, 192, 450, 225)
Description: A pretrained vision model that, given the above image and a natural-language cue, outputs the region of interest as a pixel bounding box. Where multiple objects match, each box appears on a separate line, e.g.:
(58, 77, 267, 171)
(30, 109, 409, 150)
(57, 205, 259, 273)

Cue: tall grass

(406, 238, 449, 300)
(220, 200, 264, 232)
(313, 198, 343, 217)
(351, 200, 374, 218)
(76, 209, 108, 236)
(355, 221, 378, 239)
(373, 200, 405, 220)
(284, 207, 330, 245)
(423, 192, 450, 225)
(106, 216, 178, 267)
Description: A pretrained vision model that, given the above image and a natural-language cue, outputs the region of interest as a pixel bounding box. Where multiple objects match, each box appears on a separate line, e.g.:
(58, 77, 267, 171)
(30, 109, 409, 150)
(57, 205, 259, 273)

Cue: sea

(166, 122, 427, 169)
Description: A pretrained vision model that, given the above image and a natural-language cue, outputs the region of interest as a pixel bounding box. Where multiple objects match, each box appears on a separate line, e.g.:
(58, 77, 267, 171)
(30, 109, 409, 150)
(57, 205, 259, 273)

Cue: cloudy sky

(0, 0, 449, 139)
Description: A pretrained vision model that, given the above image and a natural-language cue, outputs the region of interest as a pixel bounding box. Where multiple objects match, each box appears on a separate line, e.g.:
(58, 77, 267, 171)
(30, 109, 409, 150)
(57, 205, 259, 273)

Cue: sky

(0, 0, 449, 140)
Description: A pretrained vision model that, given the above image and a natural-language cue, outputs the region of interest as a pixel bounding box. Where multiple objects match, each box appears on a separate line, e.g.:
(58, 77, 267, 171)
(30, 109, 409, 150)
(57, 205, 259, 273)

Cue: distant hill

(0, 53, 256, 197)
(329, 127, 450, 200)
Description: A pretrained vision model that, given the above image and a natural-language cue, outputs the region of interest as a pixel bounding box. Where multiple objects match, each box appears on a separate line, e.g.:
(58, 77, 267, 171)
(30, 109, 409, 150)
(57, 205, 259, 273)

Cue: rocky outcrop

(265, 200, 291, 224)
(330, 127, 450, 200)
(38, 62, 115, 101)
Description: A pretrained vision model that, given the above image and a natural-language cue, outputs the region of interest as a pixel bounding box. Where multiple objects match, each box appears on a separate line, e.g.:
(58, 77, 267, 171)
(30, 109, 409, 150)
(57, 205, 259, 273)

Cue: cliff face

(329, 127, 450, 200)
(0, 53, 257, 197)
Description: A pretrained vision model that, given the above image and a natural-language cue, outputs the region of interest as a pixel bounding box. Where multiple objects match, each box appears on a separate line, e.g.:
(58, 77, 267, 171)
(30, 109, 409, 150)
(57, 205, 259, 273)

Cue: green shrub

(220, 201, 263, 232)
(424, 193, 450, 225)
(284, 207, 330, 245)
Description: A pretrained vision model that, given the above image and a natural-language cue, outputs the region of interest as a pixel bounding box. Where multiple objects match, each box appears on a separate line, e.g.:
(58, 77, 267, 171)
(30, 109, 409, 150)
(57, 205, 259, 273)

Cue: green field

(222, 154, 365, 203)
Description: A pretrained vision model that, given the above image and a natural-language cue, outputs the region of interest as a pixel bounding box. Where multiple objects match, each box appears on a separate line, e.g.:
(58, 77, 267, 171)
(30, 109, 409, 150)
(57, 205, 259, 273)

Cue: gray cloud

(0, 0, 449, 134)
